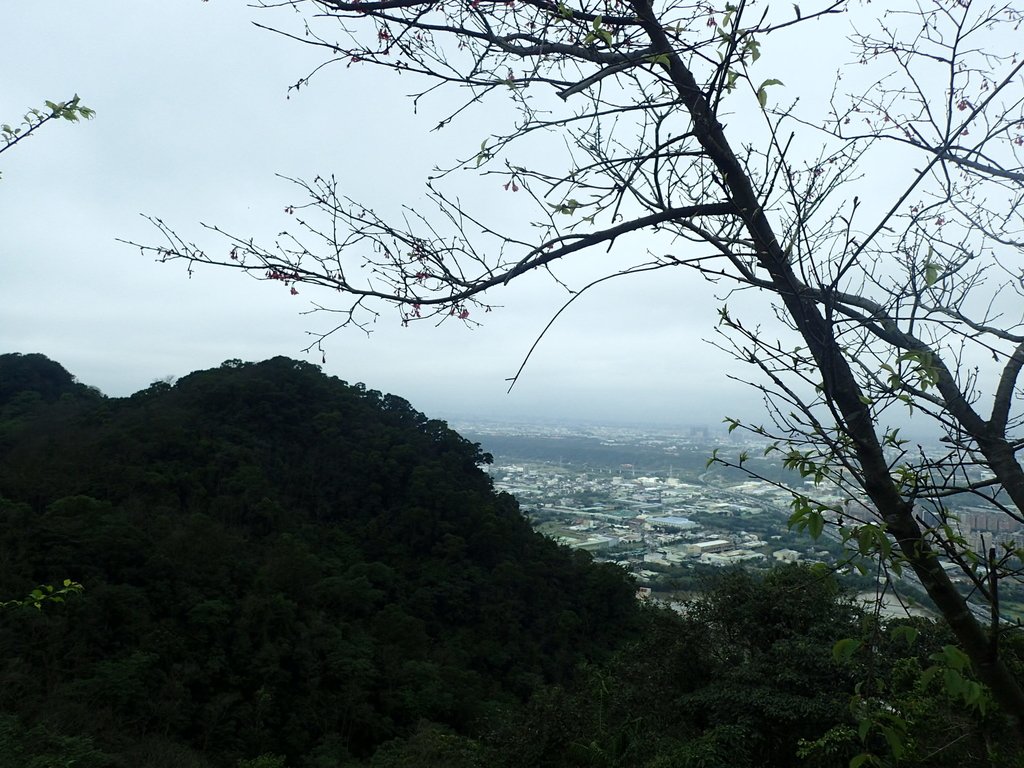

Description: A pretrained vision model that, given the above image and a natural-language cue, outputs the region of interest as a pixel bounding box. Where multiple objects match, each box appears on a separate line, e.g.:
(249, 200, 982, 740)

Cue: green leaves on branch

(832, 637, 862, 664)
(847, 522, 891, 560)
(715, 29, 760, 65)
(889, 625, 919, 648)
(849, 703, 910, 767)
(756, 78, 784, 108)
(833, 627, 990, 768)
(879, 350, 941, 393)
(474, 139, 492, 168)
(553, 1, 573, 19)
(706, 447, 719, 469)
(2, 96, 95, 144)
(923, 645, 989, 713)
(43, 95, 95, 123)
(744, 38, 761, 63)
(583, 16, 613, 47)
(891, 463, 923, 493)
(923, 245, 942, 287)
(880, 427, 907, 449)
(781, 448, 827, 484)
(548, 198, 582, 215)
(712, 5, 765, 96)
(788, 495, 831, 539)
(0, 579, 84, 611)
(1, 95, 94, 172)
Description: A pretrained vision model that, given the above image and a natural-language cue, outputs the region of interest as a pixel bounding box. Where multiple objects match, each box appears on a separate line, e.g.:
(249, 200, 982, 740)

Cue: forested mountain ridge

(0, 353, 1020, 767)
(0, 354, 639, 766)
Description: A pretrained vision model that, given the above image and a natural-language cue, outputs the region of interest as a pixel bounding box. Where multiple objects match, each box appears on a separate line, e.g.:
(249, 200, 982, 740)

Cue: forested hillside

(0, 354, 1019, 767)
(0, 354, 638, 766)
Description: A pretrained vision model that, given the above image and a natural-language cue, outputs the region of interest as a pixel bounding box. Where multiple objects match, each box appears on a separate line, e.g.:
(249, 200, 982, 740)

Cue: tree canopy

(0, 354, 639, 766)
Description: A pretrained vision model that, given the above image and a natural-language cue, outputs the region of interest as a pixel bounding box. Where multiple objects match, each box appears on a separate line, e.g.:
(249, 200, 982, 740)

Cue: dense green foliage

(0, 354, 638, 766)
(365, 567, 1024, 768)
(0, 353, 1020, 767)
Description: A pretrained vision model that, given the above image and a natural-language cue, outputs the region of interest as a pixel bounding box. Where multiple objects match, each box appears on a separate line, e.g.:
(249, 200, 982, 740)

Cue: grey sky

(1, 1, 764, 426)
(2, 2, 982, 433)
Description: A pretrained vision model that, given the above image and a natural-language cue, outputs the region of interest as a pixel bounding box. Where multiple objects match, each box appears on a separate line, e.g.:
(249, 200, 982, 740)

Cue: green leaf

(475, 139, 491, 167)
(856, 526, 873, 556)
(745, 38, 761, 62)
(889, 625, 918, 647)
(939, 644, 970, 672)
(963, 680, 982, 706)
(943, 668, 963, 696)
(832, 637, 862, 664)
(756, 78, 784, 109)
(924, 262, 940, 286)
(881, 725, 906, 760)
(807, 510, 825, 539)
(547, 198, 581, 215)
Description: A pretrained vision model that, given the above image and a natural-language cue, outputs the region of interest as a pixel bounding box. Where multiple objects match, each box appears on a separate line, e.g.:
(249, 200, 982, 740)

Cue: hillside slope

(0, 354, 639, 767)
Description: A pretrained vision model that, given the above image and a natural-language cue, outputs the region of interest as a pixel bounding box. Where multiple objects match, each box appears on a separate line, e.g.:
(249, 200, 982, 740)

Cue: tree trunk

(628, 0, 1024, 730)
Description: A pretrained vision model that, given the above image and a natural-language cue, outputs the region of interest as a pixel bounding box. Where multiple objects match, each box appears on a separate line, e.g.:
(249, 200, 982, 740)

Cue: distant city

(459, 420, 1024, 620)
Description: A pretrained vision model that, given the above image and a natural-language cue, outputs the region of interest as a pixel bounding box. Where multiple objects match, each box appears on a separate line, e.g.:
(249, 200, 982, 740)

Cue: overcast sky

(0, 2, 938, 429)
